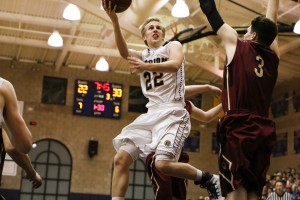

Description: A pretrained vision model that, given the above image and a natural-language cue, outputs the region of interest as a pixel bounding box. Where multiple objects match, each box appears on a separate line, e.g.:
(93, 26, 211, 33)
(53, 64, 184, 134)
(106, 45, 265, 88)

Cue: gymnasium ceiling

(0, 0, 299, 86)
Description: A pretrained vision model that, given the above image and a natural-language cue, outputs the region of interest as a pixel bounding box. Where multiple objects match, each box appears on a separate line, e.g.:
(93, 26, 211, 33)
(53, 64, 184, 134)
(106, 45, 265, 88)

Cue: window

(128, 86, 148, 113)
(294, 130, 300, 154)
(272, 132, 288, 157)
(42, 76, 67, 105)
(211, 132, 219, 154)
(183, 130, 200, 152)
(20, 139, 72, 200)
(293, 91, 300, 112)
(271, 93, 288, 118)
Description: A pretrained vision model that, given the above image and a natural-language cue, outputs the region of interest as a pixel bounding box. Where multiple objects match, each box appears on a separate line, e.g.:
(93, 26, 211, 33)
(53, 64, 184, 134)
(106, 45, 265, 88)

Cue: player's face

(144, 21, 164, 47)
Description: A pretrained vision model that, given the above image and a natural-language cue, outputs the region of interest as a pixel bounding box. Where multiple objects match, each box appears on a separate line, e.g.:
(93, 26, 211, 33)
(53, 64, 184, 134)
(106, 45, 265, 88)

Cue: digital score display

(73, 79, 123, 119)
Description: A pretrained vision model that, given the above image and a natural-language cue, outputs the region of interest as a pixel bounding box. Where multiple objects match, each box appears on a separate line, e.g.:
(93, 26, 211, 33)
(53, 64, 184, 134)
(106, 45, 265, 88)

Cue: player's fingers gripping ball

(102, 0, 132, 13)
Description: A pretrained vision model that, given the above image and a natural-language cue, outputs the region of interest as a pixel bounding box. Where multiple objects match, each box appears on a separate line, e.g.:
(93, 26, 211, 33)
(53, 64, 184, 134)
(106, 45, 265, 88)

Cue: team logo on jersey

(144, 57, 168, 63)
(164, 140, 171, 147)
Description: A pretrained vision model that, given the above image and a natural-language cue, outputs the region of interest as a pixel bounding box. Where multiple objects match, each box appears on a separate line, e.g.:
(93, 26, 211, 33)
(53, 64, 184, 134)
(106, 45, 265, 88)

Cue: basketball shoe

(194, 172, 223, 200)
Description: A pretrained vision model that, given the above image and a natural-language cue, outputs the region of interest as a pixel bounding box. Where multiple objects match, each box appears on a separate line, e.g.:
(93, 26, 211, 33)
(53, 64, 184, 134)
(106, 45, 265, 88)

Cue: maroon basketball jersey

(222, 39, 279, 117)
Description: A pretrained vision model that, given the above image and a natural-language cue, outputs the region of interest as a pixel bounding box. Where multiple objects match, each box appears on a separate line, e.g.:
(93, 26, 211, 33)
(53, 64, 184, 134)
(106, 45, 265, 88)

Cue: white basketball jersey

(140, 42, 185, 108)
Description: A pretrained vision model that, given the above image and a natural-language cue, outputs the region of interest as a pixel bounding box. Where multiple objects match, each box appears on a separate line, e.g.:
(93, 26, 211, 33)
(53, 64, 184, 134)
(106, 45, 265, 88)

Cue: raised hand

(127, 56, 145, 74)
(27, 171, 42, 189)
(102, 0, 116, 14)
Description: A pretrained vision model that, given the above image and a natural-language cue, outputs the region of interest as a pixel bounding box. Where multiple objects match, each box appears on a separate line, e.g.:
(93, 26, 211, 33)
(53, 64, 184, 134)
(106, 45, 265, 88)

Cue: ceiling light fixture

(63, 3, 81, 21)
(48, 31, 63, 47)
(294, 19, 300, 34)
(172, 0, 190, 18)
(95, 57, 109, 71)
(294, 0, 300, 34)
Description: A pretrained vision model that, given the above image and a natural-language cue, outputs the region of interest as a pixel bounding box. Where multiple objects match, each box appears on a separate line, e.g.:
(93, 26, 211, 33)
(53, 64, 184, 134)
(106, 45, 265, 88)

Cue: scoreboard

(73, 79, 123, 119)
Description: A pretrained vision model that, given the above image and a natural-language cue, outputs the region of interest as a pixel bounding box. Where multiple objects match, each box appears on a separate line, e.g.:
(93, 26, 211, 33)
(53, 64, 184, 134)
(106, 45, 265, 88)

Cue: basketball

(102, 0, 132, 13)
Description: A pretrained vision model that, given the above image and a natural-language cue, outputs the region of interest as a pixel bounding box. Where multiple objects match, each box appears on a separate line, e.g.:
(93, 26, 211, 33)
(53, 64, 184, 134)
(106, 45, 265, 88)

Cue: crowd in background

(187, 166, 300, 200)
(262, 166, 300, 199)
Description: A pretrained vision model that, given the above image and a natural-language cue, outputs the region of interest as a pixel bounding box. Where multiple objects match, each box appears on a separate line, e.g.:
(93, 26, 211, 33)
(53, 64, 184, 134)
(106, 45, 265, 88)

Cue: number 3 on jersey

(254, 55, 264, 78)
(144, 72, 164, 90)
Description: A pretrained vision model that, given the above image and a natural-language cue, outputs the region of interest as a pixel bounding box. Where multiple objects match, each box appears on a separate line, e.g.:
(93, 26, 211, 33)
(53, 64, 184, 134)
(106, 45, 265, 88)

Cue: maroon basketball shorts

(216, 110, 276, 197)
(145, 152, 189, 200)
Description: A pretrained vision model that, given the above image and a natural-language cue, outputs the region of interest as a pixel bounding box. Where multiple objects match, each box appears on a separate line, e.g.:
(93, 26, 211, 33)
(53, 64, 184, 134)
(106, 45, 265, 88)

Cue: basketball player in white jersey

(0, 77, 42, 193)
(103, 1, 223, 199)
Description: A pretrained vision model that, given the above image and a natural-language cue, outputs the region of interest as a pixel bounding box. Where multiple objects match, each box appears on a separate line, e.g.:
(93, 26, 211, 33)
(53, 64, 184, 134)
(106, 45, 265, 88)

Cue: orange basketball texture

(102, 0, 132, 13)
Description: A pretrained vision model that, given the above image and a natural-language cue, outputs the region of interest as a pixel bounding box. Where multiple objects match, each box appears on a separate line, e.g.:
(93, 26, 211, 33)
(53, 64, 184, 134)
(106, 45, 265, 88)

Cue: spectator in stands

(267, 180, 292, 200)
(262, 185, 270, 199)
(285, 184, 297, 200)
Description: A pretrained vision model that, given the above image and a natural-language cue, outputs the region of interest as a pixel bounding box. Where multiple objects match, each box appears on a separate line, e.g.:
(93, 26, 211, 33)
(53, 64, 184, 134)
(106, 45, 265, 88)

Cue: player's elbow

(15, 137, 32, 154)
(4, 142, 16, 155)
(120, 53, 128, 60)
(170, 62, 182, 72)
(18, 143, 32, 154)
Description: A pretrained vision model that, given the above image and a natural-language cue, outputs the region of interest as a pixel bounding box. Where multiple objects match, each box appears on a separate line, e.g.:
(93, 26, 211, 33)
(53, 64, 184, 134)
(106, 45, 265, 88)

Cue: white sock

(112, 197, 125, 200)
(195, 169, 203, 181)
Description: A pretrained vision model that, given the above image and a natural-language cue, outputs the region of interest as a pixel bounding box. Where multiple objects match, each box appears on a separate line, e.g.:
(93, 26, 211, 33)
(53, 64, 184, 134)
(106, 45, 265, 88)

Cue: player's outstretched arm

(1, 79, 32, 154)
(188, 101, 222, 123)
(185, 85, 221, 98)
(102, 0, 139, 59)
(2, 129, 42, 189)
(198, 0, 238, 65)
(266, 0, 280, 57)
(128, 41, 184, 73)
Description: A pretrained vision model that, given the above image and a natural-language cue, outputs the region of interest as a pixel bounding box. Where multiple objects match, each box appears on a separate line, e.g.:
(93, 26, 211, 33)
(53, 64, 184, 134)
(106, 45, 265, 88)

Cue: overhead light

(48, 31, 63, 47)
(95, 57, 109, 71)
(172, 0, 190, 18)
(294, 19, 300, 34)
(63, 4, 81, 21)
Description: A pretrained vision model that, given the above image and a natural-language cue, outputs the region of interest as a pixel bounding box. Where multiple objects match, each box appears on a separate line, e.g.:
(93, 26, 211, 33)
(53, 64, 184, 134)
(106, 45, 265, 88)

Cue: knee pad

(119, 141, 140, 161)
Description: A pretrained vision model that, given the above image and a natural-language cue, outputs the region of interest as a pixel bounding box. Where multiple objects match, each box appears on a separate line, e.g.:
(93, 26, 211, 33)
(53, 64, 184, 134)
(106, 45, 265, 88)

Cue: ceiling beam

(54, 23, 78, 71)
(185, 54, 223, 78)
(279, 38, 300, 56)
(0, 35, 121, 57)
(0, 11, 72, 29)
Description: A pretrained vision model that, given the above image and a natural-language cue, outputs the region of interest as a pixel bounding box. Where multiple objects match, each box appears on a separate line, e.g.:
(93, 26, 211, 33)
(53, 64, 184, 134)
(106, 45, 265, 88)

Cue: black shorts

(217, 110, 276, 197)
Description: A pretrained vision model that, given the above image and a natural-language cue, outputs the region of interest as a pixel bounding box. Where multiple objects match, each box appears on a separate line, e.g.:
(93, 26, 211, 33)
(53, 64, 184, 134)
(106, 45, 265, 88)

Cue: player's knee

(113, 151, 132, 171)
(155, 160, 171, 175)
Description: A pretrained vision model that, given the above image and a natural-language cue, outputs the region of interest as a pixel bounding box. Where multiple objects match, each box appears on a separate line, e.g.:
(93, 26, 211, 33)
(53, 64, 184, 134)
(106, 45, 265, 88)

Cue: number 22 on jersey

(143, 72, 164, 91)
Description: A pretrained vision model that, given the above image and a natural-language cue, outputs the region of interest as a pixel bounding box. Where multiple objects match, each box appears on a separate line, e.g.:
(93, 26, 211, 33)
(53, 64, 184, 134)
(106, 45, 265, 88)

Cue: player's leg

(226, 186, 247, 200)
(146, 151, 190, 200)
(171, 151, 189, 200)
(145, 152, 173, 200)
(171, 176, 187, 199)
(111, 142, 140, 199)
(154, 109, 222, 199)
(111, 150, 133, 198)
(155, 158, 222, 199)
(111, 113, 152, 199)
(247, 192, 259, 200)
